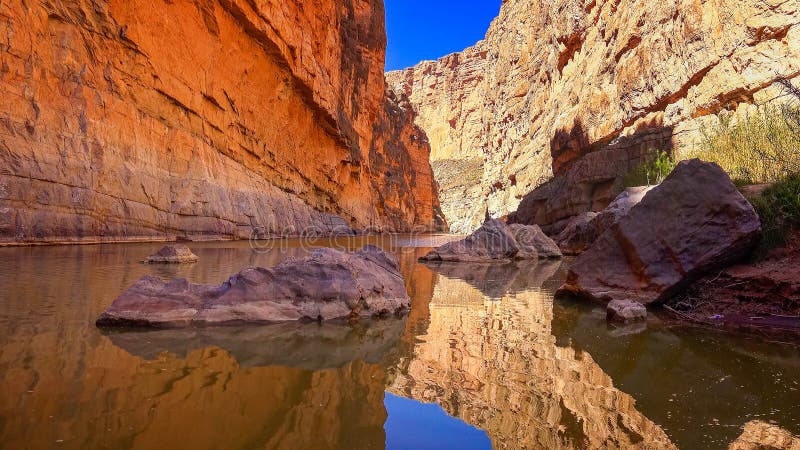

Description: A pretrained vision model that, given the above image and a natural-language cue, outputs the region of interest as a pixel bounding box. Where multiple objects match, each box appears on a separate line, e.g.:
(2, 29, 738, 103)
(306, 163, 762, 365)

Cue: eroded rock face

(387, 0, 800, 233)
(0, 0, 444, 244)
(144, 245, 199, 264)
(420, 219, 561, 262)
(560, 160, 762, 305)
(97, 246, 410, 327)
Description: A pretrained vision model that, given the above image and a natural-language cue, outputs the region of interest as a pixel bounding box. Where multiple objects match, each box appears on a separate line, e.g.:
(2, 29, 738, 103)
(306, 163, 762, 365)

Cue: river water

(0, 235, 798, 449)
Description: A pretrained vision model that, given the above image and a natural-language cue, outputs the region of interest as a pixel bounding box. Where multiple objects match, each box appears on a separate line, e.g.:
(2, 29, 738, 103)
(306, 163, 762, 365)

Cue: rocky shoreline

(522, 159, 800, 336)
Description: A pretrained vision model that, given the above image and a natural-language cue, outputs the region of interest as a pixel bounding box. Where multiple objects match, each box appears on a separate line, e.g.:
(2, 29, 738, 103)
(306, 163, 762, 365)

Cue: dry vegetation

(694, 79, 800, 251)
(693, 82, 800, 185)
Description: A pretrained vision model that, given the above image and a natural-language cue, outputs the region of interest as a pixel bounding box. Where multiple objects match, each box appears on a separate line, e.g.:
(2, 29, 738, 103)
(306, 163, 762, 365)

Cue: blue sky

(384, 0, 502, 71)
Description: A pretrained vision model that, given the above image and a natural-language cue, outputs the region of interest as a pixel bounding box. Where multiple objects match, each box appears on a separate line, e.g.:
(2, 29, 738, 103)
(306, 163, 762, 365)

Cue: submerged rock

(607, 300, 647, 323)
(144, 245, 199, 264)
(560, 160, 761, 305)
(98, 246, 410, 328)
(420, 220, 562, 262)
(729, 421, 800, 450)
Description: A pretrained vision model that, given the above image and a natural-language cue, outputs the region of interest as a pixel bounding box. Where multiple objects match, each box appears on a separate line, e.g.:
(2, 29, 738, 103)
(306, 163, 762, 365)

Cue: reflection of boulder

(103, 319, 407, 370)
(389, 273, 676, 449)
(423, 259, 562, 299)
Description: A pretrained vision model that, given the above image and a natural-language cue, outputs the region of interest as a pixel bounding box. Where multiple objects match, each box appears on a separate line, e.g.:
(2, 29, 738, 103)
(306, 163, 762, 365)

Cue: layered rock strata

(387, 0, 800, 233)
(0, 0, 443, 244)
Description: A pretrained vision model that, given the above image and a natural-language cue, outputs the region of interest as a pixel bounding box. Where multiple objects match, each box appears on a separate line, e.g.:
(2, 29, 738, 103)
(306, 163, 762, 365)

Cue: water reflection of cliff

(1, 333, 389, 450)
(391, 260, 677, 449)
(0, 242, 397, 450)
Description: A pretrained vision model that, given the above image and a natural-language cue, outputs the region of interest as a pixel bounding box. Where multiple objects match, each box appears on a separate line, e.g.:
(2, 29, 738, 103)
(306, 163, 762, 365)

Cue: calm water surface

(1, 235, 799, 449)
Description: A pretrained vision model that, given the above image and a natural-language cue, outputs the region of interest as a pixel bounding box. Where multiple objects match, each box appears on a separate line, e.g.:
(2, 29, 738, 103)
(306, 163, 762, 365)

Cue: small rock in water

(144, 245, 199, 264)
(607, 300, 647, 323)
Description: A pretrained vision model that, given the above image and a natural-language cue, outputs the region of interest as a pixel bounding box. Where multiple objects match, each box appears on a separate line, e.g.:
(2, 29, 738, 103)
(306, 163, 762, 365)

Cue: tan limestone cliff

(387, 0, 800, 233)
(0, 0, 444, 244)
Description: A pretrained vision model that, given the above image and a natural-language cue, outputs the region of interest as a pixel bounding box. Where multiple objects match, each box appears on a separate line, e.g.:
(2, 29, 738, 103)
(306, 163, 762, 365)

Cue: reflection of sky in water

(384, 393, 491, 450)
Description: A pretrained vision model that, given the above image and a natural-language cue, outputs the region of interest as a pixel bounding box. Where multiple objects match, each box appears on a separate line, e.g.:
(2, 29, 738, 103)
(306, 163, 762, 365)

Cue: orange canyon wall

(0, 0, 444, 244)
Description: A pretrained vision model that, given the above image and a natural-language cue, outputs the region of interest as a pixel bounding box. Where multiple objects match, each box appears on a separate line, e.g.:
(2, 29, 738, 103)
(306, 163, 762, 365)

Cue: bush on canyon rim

(623, 150, 676, 187)
(694, 81, 800, 185)
(748, 173, 800, 251)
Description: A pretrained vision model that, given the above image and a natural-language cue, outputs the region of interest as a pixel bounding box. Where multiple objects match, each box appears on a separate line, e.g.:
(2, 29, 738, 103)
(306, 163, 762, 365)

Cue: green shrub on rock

(623, 150, 676, 187)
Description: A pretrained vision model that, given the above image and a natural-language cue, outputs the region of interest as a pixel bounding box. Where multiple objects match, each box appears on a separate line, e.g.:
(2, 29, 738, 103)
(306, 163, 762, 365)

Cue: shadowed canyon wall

(387, 0, 800, 233)
(0, 0, 444, 244)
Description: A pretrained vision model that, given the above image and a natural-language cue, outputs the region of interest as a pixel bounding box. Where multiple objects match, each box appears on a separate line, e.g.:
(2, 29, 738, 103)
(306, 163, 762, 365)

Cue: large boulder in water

(559, 159, 761, 305)
(97, 246, 410, 327)
(557, 186, 655, 255)
(420, 219, 561, 262)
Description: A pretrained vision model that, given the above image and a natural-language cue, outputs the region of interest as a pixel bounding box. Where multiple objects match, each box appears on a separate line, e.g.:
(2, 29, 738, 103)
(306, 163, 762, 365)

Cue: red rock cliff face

(0, 0, 444, 244)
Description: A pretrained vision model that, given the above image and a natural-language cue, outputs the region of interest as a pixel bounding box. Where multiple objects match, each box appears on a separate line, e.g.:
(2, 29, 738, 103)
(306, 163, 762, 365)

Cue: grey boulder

(557, 186, 655, 255)
(559, 160, 761, 305)
(98, 245, 410, 327)
(420, 219, 562, 262)
(509, 223, 563, 259)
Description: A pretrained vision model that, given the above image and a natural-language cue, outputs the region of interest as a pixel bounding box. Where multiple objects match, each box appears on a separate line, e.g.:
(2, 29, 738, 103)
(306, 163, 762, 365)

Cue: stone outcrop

(0, 0, 444, 245)
(420, 219, 561, 262)
(97, 246, 410, 327)
(729, 421, 800, 450)
(557, 186, 654, 255)
(144, 245, 198, 264)
(560, 160, 762, 305)
(387, 0, 800, 233)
